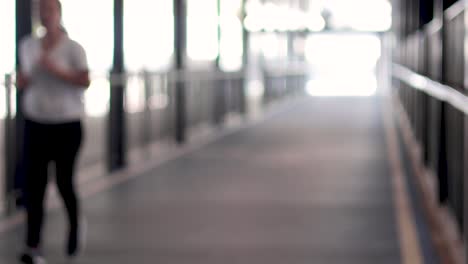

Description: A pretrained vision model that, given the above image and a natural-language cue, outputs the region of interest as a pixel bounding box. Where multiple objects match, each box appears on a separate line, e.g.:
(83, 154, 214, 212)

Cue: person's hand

(38, 52, 60, 75)
(16, 72, 29, 89)
(37, 50, 90, 87)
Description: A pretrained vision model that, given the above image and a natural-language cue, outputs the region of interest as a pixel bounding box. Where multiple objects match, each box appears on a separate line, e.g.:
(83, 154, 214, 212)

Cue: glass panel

(187, 0, 218, 61)
(316, 0, 392, 31)
(124, 73, 174, 159)
(0, 0, 15, 76)
(61, 0, 114, 73)
(219, 0, 243, 71)
(60, 0, 113, 175)
(79, 76, 110, 168)
(124, 0, 174, 72)
(0, 0, 15, 118)
(149, 75, 172, 141)
(305, 33, 381, 96)
(125, 75, 146, 154)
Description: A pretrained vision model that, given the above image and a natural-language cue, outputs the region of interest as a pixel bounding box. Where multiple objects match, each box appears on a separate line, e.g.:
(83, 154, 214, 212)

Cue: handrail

(444, 0, 468, 22)
(106, 71, 245, 86)
(1, 70, 245, 87)
(392, 64, 468, 115)
(424, 18, 443, 35)
(3, 67, 307, 87)
(263, 66, 310, 78)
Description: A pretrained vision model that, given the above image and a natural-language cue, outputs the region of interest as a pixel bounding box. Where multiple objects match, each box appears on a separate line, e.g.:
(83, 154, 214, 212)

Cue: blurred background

(1, 0, 468, 263)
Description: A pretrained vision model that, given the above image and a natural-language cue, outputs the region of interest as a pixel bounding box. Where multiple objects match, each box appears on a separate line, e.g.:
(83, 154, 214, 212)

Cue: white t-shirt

(19, 35, 89, 124)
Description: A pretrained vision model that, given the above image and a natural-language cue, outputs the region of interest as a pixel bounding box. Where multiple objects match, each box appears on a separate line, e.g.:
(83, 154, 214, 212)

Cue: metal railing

(1, 65, 308, 215)
(393, 64, 468, 114)
(393, 4, 468, 260)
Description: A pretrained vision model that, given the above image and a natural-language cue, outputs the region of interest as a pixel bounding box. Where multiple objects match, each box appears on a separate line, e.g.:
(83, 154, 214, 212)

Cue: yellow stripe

(382, 96, 423, 264)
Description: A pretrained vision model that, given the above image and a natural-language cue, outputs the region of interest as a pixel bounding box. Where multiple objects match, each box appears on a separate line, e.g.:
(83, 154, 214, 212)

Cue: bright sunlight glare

(305, 33, 381, 97)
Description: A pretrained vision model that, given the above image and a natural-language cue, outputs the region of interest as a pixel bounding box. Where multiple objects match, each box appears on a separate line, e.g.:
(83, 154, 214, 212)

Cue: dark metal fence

(392, 3, 468, 255)
(1, 66, 307, 215)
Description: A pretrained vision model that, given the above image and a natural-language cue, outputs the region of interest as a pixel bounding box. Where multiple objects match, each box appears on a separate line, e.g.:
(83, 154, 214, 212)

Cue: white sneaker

(19, 249, 47, 264)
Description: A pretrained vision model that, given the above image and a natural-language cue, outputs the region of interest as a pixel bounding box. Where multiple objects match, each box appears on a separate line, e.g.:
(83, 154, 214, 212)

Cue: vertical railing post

(142, 71, 152, 150)
(4, 74, 15, 213)
(436, 0, 449, 204)
(464, 115, 468, 264)
(13, 0, 32, 215)
(238, 73, 247, 117)
(240, 0, 249, 117)
(214, 73, 226, 126)
(463, 6, 468, 262)
(174, 0, 187, 144)
(214, 0, 226, 126)
(108, 0, 126, 171)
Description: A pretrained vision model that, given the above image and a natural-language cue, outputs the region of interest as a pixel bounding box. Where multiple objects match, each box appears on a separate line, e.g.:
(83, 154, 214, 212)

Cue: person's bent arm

(39, 55, 91, 88)
(50, 68, 90, 88)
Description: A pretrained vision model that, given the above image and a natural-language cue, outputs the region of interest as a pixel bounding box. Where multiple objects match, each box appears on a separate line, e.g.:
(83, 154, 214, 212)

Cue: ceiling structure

(245, 0, 392, 32)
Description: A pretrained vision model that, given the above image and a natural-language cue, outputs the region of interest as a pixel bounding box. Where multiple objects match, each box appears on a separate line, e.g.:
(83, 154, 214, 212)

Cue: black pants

(24, 119, 83, 248)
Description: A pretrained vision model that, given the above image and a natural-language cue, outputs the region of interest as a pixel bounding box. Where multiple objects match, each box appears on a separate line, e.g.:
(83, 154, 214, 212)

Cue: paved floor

(0, 96, 401, 263)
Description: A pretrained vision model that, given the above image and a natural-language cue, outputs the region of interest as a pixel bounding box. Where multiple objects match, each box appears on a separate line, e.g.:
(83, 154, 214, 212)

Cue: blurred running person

(17, 0, 90, 263)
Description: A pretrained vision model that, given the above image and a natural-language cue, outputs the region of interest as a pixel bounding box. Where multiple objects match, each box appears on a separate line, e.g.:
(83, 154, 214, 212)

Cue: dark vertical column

(432, 0, 443, 82)
(412, 0, 421, 32)
(412, 0, 424, 169)
(462, 0, 468, 253)
(241, 0, 248, 68)
(436, 0, 458, 202)
(410, 0, 418, 34)
(108, 0, 126, 171)
(408, 0, 415, 34)
(174, 0, 187, 143)
(239, 0, 249, 116)
(404, 0, 410, 37)
(404, 0, 410, 38)
(420, 0, 433, 167)
(465, 117, 468, 264)
(16, 0, 32, 66)
(215, 0, 222, 68)
(441, 0, 460, 84)
(214, 0, 226, 125)
(11, 0, 32, 213)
